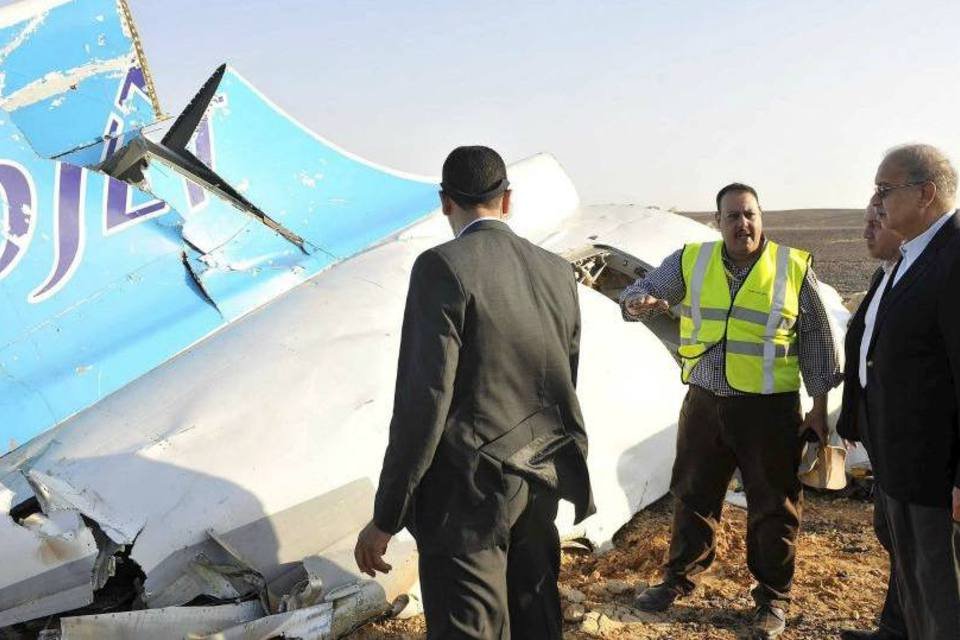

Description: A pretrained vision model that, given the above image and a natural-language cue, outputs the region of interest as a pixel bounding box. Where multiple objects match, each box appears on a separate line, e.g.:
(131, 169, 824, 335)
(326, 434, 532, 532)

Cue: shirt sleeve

(373, 249, 466, 534)
(795, 266, 843, 398)
(618, 248, 686, 321)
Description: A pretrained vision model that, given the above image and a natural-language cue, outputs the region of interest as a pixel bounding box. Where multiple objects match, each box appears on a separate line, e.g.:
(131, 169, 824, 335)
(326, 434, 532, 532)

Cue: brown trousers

(663, 385, 804, 607)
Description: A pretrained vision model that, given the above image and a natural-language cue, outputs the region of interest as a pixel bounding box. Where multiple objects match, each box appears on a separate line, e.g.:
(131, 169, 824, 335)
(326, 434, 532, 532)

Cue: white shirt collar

(456, 216, 506, 238)
(893, 209, 955, 284)
(899, 209, 955, 261)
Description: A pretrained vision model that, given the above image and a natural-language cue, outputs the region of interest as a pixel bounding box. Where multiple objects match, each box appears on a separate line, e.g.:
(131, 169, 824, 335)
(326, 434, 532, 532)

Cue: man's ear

(440, 192, 454, 216)
(501, 189, 512, 217)
(919, 182, 939, 211)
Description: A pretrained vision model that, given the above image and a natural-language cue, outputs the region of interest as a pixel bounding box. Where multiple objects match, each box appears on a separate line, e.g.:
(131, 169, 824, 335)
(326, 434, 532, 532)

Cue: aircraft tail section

(0, 53, 439, 452)
(160, 64, 439, 260)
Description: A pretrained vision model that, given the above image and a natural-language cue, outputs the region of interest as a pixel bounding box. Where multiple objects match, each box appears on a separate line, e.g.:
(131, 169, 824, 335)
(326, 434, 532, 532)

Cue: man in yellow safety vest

(620, 183, 842, 639)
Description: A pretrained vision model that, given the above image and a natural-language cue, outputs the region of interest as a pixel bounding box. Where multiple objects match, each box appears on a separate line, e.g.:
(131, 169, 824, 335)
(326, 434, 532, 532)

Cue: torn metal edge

(102, 132, 314, 255)
(118, 0, 163, 118)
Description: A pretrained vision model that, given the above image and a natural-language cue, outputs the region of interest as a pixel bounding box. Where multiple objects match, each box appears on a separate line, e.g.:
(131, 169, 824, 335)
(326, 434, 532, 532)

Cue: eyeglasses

(873, 181, 926, 200)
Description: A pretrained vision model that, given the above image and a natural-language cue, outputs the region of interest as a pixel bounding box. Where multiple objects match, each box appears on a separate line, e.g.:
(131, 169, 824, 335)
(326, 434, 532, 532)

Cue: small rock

(614, 606, 643, 623)
(585, 582, 607, 598)
(560, 586, 586, 603)
(603, 579, 633, 595)
(579, 611, 624, 637)
(564, 603, 586, 623)
(579, 611, 602, 636)
(598, 613, 626, 635)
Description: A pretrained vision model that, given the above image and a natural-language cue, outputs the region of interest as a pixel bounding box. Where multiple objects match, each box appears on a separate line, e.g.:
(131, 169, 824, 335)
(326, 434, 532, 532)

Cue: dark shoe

(840, 629, 906, 640)
(752, 604, 786, 639)
(632, 582, 684, 612)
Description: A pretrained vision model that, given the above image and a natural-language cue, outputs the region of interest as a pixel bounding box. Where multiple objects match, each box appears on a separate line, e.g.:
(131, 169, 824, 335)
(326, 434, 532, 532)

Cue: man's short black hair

(441, 146, 510, 208)
(715, 182, 760, 213)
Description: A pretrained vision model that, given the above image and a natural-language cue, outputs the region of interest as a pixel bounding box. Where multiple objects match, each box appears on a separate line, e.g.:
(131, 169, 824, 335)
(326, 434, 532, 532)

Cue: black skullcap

(440, 146, 510, 207)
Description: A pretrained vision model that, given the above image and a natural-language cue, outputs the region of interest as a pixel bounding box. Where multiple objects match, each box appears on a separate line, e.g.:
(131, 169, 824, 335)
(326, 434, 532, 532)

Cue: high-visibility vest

(677, 240, 810, 394)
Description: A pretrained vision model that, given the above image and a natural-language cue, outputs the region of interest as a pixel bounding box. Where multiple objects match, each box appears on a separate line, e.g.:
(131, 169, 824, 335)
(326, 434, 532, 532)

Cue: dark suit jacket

(836, 267, 885, 444)
(373, 219, 594, 554)
(863, 211, 960, 508)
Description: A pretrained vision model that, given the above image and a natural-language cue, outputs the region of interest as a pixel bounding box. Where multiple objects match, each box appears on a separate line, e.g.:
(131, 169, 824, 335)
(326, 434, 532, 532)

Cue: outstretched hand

(354, 520, 393, 577)
(624, 293, 670, 318)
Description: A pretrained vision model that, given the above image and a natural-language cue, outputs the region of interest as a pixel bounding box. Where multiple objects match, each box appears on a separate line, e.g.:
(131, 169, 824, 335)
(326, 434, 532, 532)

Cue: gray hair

(884, 143, 958, 205)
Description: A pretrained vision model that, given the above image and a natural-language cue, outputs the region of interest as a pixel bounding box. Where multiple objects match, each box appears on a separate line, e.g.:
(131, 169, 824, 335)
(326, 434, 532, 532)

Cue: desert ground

(684, 208, 870, 298)
(353, 208, 886, 640)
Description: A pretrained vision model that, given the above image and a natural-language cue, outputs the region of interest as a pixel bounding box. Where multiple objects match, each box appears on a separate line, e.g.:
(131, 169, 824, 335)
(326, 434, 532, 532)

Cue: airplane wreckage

(0, 0, 865, 637)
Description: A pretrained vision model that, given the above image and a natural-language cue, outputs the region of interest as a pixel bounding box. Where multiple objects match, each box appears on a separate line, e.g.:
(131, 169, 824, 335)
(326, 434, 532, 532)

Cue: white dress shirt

(859, 259, 897, 388)
(859, 209, 956, 386)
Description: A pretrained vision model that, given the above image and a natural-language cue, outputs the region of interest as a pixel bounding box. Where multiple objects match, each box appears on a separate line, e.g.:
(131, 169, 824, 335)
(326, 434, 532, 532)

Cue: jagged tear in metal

(0, 0, 859, 637)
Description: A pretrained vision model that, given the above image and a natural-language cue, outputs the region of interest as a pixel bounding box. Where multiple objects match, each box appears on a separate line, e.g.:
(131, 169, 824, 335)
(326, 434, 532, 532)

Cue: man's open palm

(624, 293, 670, 317)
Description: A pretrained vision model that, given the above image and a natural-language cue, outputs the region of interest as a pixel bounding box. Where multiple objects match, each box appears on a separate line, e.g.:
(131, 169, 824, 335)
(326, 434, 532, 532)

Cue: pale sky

(130, 0, 960, 211)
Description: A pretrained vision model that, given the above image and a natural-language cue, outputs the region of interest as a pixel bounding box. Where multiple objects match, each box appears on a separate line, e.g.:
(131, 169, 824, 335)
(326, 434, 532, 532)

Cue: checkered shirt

(619, 241, 842, 397)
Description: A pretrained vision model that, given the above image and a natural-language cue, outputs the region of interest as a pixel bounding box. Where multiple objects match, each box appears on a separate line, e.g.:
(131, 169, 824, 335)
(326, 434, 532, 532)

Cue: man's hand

(354, 520, 393, 577)
(953, 487, 960, 523)
(623, 293, 670, 318)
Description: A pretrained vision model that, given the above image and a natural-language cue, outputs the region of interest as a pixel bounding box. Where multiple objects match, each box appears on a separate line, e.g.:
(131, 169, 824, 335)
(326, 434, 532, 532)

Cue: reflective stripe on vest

(687, 242, 715, 346)
(677, 240, 810, 394)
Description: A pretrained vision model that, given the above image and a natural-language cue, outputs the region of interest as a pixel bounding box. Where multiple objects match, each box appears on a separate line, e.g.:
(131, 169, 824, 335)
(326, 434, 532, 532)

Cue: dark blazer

(836, 267, 885, 443)
(863, 211, 960, 508)
(373, 219, 594, 554)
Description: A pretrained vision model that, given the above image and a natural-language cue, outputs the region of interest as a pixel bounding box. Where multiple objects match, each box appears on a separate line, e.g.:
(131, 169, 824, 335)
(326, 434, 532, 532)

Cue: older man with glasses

(836, 203, 906, 640)
(852, 143, 960, 639)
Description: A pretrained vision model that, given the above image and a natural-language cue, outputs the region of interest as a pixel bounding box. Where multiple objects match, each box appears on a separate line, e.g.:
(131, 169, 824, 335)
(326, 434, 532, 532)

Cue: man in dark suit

(848, 144, 960, 639)
(837, 203, 906, 640)
(354, 146, 593, 639)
